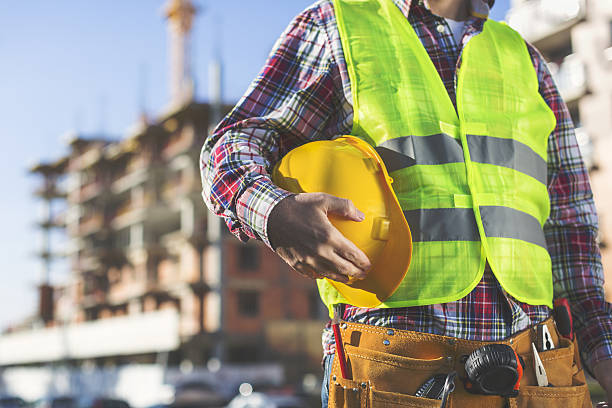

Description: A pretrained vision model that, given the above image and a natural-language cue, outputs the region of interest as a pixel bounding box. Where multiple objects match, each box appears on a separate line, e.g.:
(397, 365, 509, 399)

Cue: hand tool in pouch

(553, 298, 574, 340)
(536, 324, 554, 352)
(416, 371, 457, 408)
(332, 304, 349, 379)
(531, 343, 549, 387)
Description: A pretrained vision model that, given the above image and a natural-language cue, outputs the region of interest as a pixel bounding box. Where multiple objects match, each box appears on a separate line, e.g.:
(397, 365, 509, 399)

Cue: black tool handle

(553, 298, 574, 340)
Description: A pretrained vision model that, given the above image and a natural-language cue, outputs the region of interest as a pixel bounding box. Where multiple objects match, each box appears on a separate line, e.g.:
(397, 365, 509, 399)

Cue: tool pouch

(509, 337, 590, 408)
(328, 321, 592, 408)
(329, 343, 453, 407)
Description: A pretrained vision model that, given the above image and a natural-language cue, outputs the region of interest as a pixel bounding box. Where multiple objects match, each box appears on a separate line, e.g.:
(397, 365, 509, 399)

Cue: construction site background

(2, 0, 612, 406)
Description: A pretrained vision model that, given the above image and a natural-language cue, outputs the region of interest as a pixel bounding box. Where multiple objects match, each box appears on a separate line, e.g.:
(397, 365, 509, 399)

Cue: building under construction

(5, 0, 612, 401)
(508, 0, 612, 299)
(1, 0, 326, 391)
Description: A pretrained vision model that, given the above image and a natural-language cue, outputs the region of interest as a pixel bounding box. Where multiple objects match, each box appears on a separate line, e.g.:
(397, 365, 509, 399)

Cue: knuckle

(312, 241, 324, 254)
(338, 248, 354, 261)
(338, 198, 350, 211)
(302, 255, 316, 268)
(293, 261, 318, 279)
(331, 273, 349, 283)
(290, 260, 303, 271)
(298, 267, 316, 279)
(343, 264, 360, 278)
(313, 228, 332, 243)
(313, 192, 327, 203)
(345, 263, 360, 275)
(343, 200, 357, 217)
(332, 263, 348, 276)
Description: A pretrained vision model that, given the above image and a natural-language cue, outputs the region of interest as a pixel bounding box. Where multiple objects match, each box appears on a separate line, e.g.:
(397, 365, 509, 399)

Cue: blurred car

(170, 380, 228, 408)
(84, 398, 130, 408)
(0, 395, 28, 408)
(34, 396, 77, 408)
(227, 392, 308, 408)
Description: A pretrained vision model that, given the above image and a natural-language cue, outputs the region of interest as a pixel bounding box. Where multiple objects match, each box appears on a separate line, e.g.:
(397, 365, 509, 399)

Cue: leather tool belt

(329, 317, 591, 407)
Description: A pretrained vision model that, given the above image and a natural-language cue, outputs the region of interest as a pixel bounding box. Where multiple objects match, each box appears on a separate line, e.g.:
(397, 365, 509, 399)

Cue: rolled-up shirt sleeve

(531, 43, 612, 370)
(200, 5, 349, 248)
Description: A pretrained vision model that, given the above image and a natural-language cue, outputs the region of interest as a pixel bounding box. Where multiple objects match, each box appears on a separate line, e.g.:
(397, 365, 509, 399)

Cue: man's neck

(426, 0, 470, 20)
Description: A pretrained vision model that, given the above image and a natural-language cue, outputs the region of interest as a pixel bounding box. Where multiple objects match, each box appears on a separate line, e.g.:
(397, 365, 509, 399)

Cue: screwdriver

(332, 304, 349, 379)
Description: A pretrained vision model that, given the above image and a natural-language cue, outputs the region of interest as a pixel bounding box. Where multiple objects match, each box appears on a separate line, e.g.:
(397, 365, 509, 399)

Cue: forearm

(200, 5, 349, 246)
(200, 125, 293, 245)
(546, 218, 612, 370)
(545, 130, 612, 370)
(527, 38, 612, 371)
(544, 122, 612, 370)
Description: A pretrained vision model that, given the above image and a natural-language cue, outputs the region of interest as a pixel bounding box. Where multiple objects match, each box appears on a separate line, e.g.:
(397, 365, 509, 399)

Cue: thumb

(324, 195, 365, 222)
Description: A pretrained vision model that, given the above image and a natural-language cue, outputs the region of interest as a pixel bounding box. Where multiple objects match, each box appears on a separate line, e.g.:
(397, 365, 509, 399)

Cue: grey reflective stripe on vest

(376, 134, 463, 172)
(480, 206, 547, 249)
(403, 206, 547, 248)
(403, 208, 479, 242)
(376, 134, 546, 184)
(466, 134, 547, 185)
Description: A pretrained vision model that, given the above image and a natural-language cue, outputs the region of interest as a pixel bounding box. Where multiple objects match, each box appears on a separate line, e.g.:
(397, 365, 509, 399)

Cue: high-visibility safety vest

(317, 0, 557, 310)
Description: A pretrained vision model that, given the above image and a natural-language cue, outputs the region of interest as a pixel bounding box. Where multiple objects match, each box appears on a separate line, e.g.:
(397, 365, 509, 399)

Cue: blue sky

(0, 0, 509, 330)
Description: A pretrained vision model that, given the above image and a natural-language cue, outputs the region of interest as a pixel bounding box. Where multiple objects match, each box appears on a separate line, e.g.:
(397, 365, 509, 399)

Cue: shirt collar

(392, 0, 491, 20)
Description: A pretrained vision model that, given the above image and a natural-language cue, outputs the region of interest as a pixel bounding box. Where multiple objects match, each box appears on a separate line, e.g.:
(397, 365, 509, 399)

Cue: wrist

(234, 177, 294, 248)
(266, 193, 296, 250)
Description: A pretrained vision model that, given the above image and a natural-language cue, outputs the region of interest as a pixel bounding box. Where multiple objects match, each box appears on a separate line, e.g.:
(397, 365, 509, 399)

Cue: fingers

(326, 251, 367, 282)
(280, 245, 366, 284)
(322, 194, 365, 222)
(277, 247, 347, 282)
(329, 231, 372, 272)
(294, 260, 351, 283)
(271, 192, 371, 284)
(319, 194, 371, 275)
(293, 263, 324, 280)
(297, 238, 370, 283)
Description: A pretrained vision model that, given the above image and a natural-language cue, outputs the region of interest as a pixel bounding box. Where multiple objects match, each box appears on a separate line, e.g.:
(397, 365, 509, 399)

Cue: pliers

(531, 343, 549, 387)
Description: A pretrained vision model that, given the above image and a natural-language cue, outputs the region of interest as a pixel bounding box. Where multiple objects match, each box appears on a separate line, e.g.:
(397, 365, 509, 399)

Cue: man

(201, 0, 612, 405)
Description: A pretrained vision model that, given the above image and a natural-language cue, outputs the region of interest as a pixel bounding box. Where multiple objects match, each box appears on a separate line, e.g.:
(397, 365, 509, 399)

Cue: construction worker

(200, 0, 612, 406)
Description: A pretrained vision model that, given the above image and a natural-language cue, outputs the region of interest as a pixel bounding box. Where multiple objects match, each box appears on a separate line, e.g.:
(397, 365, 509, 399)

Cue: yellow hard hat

(271, 135, 412, 307)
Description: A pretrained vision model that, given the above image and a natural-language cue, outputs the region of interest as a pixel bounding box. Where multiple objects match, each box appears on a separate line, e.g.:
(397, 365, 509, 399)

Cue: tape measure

(463, 344, 525, 397)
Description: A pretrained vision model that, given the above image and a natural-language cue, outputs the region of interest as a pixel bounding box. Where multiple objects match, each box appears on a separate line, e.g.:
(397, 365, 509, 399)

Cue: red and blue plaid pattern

(200, 0, 612, 370)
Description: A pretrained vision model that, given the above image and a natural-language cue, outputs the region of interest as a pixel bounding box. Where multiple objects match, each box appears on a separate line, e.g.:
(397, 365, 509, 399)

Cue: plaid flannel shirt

(200, 0, 612, 370)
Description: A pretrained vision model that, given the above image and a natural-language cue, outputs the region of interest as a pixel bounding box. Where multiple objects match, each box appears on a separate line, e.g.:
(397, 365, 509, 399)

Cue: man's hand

(593, 359, 612, 403)
(267, 192, 372, 283)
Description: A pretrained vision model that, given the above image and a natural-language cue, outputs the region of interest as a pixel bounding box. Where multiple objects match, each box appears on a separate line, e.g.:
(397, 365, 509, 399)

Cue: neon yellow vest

(317, 0, 557, 310)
